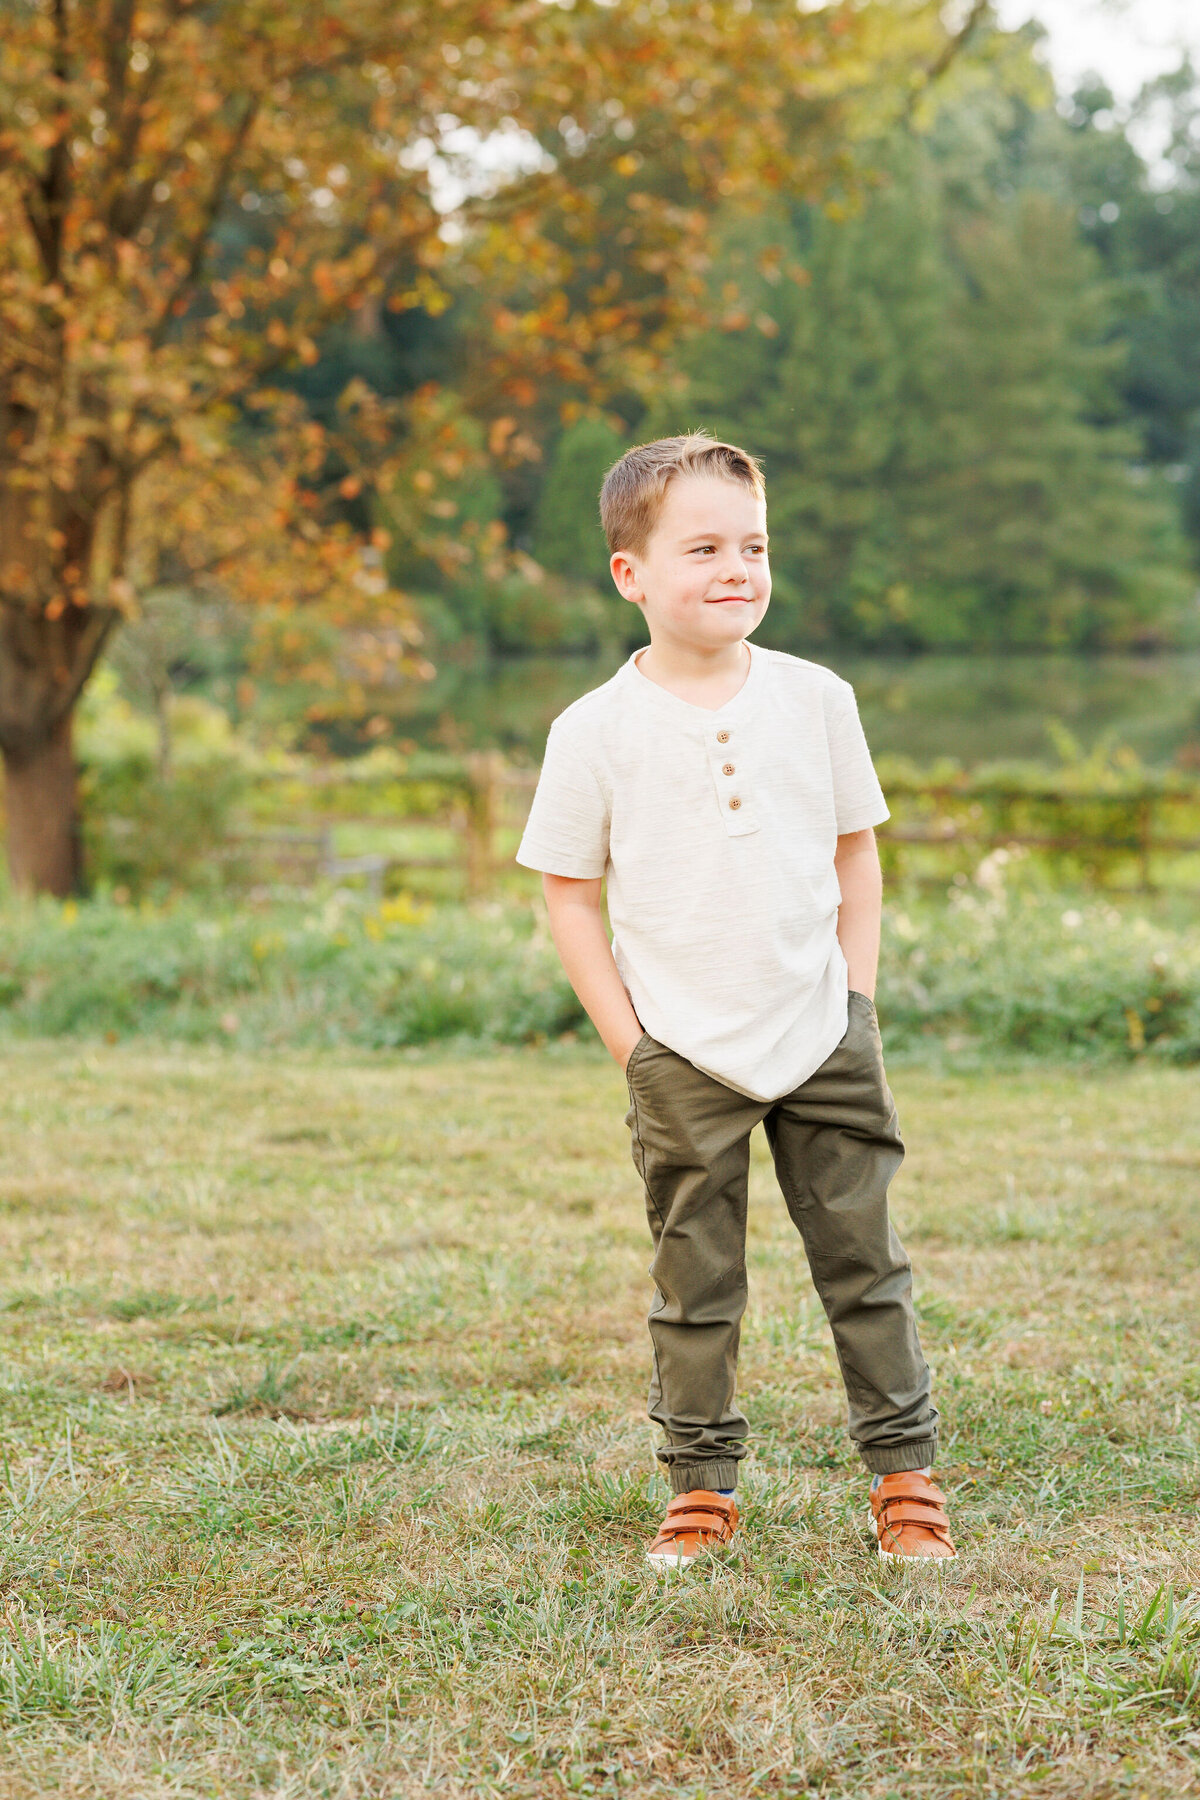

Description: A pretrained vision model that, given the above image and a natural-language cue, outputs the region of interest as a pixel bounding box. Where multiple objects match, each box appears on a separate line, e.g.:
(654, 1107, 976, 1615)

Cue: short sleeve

(515, 720, 610, 878)
(826, 680, 889, 834)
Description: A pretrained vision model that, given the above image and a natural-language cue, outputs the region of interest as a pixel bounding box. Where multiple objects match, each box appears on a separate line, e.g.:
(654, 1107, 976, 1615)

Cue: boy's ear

(610, 550, 643, 604)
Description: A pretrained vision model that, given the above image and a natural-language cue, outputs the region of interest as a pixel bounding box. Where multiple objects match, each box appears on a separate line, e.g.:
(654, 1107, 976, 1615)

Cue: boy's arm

(542, 873, 644, 1069)
(834, 827, 883, 999)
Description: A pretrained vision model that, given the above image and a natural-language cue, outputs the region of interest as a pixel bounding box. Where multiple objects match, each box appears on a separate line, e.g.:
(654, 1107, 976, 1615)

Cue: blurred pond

(397, 650, 1200, 770)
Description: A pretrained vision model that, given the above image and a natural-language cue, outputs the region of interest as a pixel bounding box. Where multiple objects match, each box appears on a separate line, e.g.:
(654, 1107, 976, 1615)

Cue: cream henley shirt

(516, 642, 890, 1103)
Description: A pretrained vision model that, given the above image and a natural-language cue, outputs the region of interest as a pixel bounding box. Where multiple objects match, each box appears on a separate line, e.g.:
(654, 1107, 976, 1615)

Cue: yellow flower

(379, 892, 433, 927)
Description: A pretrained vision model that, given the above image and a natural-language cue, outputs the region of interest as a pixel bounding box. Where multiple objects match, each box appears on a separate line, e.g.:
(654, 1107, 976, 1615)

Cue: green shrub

(0, 894, 581, 1048)
(82, 757, 249, 898)
(0, 885, 1196, 1061)
(77, 676, 249, 898)
(880, 884, 1200, 1062)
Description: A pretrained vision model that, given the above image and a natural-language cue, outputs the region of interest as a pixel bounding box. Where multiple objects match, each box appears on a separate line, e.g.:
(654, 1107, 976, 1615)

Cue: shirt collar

(620, 639, 767, 725)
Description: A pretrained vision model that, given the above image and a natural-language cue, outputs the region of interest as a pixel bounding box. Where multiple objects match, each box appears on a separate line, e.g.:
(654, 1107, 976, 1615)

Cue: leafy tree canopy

(0, 0, 973, 891)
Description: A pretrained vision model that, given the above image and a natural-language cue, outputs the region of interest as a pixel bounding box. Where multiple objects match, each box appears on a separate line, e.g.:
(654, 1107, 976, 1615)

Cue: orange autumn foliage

(0, 0, 979, 891)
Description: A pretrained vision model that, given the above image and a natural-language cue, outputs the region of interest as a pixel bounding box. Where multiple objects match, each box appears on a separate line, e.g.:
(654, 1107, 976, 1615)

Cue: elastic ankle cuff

(858, 1438, 938, 1476)
(667, 1459, 740, 1495)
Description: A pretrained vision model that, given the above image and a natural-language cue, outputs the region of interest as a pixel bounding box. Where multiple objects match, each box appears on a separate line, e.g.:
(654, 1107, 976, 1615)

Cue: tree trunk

(3, 713, 81, 897)
(0, 598, 113, 895)
(1, 389, 127, 895)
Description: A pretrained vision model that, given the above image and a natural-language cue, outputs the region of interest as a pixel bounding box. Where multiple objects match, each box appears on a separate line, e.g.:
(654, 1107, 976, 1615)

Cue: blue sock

(717, 1487, 735, 1496)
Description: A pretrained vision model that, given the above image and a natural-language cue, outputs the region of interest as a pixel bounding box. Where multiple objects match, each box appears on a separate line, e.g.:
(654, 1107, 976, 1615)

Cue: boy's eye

(688, 542, 767, 555)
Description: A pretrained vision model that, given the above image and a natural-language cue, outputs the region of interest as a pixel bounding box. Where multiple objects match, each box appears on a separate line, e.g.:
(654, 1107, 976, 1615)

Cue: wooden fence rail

(874, 783, 1200, 891)
(230, 753, 538, 898)
(228, 759, 1200, 896)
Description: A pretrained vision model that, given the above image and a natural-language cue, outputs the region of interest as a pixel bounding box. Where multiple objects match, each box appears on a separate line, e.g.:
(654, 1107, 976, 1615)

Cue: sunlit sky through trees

(995, 0, 1200, 105)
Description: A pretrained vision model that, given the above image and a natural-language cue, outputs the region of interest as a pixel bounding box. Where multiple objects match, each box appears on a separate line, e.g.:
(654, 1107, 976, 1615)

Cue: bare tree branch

(34, 0, 75, 284)
(924, 0, 990, 89)
(102, 0, 139, 115)
(146, 92, 262, 350)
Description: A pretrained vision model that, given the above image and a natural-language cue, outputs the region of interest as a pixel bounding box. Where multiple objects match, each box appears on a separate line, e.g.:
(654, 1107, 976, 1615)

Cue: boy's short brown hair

(599, 432, 765, 558)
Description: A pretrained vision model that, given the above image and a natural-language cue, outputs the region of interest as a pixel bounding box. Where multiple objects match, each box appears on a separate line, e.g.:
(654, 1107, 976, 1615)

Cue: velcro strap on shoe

(666, 1492, 735, 1521)
(877, 1488, 946, 1513)
(659, 1510, 734, 1540)
(877, 1500, 949, 1530)
(876, 1479, 946, 1506)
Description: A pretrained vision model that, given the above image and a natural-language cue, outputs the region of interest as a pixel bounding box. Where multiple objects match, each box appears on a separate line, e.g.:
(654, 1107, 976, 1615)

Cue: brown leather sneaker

(868, 1471, 957, 1560)
(646, 1489, 739, 1572)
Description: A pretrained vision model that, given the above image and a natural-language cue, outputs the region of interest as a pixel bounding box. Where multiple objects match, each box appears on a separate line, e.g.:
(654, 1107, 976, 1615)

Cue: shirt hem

(836, 805, 890, 834)
(515, 849, 606, 879)
(656, 1010, 851, 1106)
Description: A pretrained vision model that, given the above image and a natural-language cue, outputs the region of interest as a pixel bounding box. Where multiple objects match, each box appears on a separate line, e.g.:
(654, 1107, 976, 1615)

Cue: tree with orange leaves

(0, 0, 980, 894)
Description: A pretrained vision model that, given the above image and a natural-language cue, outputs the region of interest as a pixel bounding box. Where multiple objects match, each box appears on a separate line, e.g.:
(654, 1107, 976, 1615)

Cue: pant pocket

(624, 1031, 654, 1084)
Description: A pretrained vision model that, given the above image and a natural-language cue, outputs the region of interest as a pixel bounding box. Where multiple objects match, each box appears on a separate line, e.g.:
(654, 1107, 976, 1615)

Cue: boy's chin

(701, 610, 761, 641)
(649, 603, 766, 647)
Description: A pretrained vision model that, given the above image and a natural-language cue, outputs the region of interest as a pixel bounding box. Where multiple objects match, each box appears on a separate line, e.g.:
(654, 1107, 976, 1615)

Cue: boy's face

(610, 474, 770, 651)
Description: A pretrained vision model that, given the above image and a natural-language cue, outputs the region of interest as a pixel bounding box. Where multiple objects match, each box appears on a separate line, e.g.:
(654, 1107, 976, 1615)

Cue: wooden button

(716, 730, 730, 744)
(728, 797, 741, 811)
(722, 763, 735, 776)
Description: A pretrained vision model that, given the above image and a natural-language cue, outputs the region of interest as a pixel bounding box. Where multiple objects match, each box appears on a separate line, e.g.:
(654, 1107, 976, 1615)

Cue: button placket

(708, 723, 756, 834)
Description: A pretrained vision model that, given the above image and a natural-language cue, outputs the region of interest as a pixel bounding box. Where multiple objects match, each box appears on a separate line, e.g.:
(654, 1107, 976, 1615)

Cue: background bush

(0, 885, 1195, 1062)
(0, 894, 578, 1048)
(879, 881, 1199, 1061)
(76, 674, 250, 898)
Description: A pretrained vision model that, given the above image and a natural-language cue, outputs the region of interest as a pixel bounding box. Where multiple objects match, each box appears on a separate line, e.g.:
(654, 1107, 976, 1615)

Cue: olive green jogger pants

(623, 990, 938, 1494)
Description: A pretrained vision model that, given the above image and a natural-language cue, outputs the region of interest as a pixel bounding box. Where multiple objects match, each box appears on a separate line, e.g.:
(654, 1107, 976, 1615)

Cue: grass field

(1, 1043, 1199, 1799)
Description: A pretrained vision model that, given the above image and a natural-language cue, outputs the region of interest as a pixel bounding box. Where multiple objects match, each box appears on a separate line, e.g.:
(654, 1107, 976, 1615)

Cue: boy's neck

(635, 637, 752, 711)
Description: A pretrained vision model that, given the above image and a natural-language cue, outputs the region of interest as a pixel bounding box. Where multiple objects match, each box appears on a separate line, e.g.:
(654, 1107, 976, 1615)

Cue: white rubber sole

(645, 1541, 737, 1573)
(645, 1549, 702, 1573)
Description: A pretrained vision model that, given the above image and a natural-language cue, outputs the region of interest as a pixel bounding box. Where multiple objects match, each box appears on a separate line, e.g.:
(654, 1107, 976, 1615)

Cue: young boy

(516, 434, 955, 1569)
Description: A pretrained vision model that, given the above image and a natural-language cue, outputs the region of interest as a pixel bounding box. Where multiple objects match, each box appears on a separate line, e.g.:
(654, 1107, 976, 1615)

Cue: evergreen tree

(533, 418, 628, 589)
(1065, 70, 1200, 562)
(651, 167, 964, 646)
(656, 111, 1192, 651)
(930, 191, 1188, 647)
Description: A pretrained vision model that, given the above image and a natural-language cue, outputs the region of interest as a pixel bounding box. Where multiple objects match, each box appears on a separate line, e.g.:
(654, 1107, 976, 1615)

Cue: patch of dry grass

(1, 1042, 1199, 1798)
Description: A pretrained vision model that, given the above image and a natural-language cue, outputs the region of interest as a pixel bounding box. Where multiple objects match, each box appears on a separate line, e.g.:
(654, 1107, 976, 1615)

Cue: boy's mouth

(707, 594, 754, 603)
